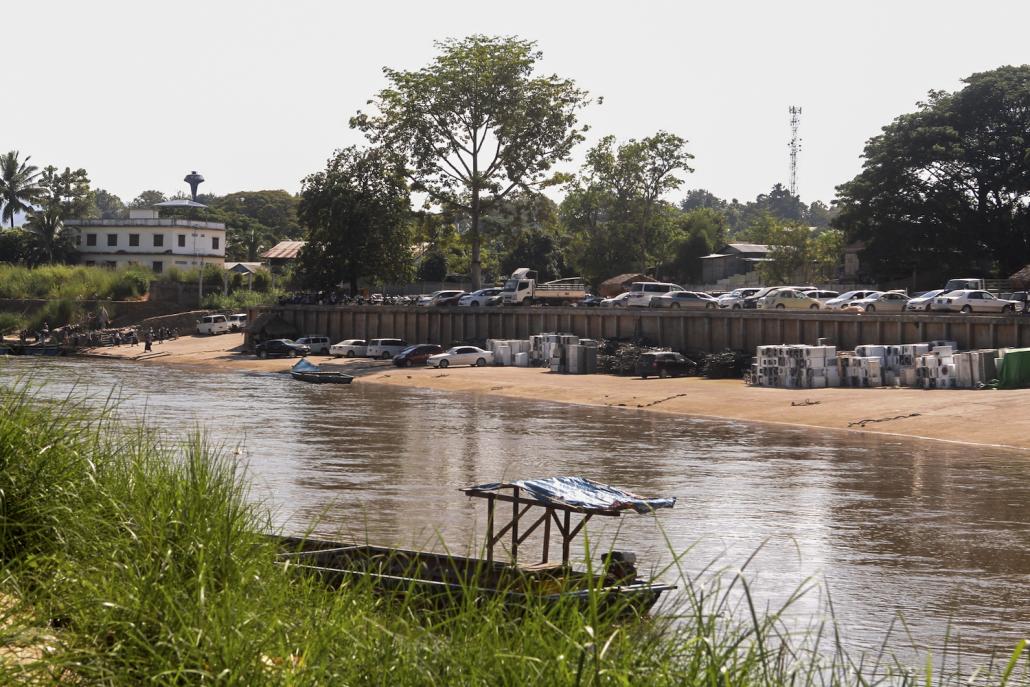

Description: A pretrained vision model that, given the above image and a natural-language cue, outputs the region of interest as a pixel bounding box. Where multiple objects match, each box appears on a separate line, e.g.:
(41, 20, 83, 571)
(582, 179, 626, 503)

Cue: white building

(66, 207, 226, 273)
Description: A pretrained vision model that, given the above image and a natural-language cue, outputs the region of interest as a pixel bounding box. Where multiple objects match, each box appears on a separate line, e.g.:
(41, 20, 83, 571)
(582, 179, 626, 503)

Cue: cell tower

(788, 106, 802, 197)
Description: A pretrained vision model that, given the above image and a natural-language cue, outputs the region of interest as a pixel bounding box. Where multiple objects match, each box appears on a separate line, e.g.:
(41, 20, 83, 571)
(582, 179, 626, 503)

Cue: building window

(152, 261, 163, 274)
(153, 234, 164, 247)
(129, 234, 139, 247)
(212, 236, 220, 250)
(107, 234, 118, 247)
(86, 234, 97, 246)
(178, 234, 186, 248)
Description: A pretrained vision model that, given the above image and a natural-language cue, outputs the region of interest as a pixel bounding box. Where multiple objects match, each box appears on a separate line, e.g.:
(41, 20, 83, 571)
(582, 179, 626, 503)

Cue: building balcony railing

(66, 218, 226, 230)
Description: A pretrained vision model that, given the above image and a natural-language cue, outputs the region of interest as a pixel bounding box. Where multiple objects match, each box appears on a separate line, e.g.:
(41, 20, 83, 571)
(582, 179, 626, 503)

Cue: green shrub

(0, 312, 23, 334)
(0, 264, 153, 301)
(23, 298, 83, 331)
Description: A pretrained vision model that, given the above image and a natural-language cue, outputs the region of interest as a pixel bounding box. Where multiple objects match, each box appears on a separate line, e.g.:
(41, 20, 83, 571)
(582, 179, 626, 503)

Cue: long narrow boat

(275, 477, 676, 613)
(290, 358, 353, 384)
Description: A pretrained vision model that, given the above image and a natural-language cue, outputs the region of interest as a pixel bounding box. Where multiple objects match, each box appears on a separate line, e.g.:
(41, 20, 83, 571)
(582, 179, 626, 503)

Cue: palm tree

(0, 151, 42, 228)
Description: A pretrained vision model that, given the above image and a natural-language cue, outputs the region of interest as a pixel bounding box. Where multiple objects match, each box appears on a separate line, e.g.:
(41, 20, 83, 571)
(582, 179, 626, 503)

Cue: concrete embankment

(247, 304, 1030, 354)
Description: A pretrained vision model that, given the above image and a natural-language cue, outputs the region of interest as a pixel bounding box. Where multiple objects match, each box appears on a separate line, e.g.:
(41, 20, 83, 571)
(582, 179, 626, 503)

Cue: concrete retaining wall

(247, 305, 1030, 354)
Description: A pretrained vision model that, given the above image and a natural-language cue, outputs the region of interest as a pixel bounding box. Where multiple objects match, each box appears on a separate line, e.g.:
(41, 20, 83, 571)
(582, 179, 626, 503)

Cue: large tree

(92, 189, 128, 219)
(0, 151, 42, 228)
(297, 147, 413, 294)
(562, 132, 692, 282)
(351, 35, 592, 289)
(834, 65, 1030, 281)
(25, 166, 93, 263)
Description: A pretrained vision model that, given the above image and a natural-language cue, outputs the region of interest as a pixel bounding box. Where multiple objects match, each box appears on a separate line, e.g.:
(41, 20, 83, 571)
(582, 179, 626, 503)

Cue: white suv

(295, 335, 331, 355)
(196, 314, 230, 335)
(624, 282, 686, 307)
(366, 338, 409, 359)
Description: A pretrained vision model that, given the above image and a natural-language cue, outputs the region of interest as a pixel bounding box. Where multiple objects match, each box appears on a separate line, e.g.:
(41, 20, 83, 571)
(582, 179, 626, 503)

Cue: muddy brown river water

(4, 357, 1029, 663)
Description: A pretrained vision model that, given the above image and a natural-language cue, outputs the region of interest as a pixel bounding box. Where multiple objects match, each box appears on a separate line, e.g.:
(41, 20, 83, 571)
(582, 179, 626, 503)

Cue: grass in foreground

(0, 381, 1027, 685)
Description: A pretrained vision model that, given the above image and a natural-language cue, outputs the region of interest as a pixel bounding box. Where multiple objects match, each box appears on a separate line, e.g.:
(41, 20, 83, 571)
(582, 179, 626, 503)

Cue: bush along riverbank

(0, 383, 1027, 685)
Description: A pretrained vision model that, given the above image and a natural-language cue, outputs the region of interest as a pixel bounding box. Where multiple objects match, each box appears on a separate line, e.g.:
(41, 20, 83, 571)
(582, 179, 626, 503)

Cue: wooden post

(542, 507, 552, 563)
(486, 495, 495, 565)
(511, 487, 520, 564)
(561, 510, 572, 564)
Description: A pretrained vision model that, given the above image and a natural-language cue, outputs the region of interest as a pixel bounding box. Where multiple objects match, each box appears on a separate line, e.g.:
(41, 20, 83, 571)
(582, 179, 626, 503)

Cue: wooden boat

(290, 359, 353, 384)
(274, 477, 676, 613)
(20, 345, 62, 356)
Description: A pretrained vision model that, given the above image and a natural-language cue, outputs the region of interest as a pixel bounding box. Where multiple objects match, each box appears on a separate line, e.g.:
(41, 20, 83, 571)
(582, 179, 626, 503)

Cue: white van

(197, 314, 230, 335)
(366, 338, 409, 360)
(624, 282, 686, 308)
(295, 335, 331, 355)
(227, 313, 247, 332)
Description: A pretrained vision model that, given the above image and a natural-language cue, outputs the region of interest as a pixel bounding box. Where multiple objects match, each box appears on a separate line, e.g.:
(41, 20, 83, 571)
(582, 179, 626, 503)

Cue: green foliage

(201, 289, 281, 311)
(563, 132, 693, 283)
(834, 65, 1030, 281)
(0, 311, 23, 334)
(297, 146, 413, 293)
(0, 264, 152, 300)
(21, 298, 84, 331)
(0, 151, 42, 229)
(91, 188, 128, 219)
(352, 35, 593, 288)
(129, 189, 167, 208)
(0, 385, 1023, 684)
(25, 165, 94, 264)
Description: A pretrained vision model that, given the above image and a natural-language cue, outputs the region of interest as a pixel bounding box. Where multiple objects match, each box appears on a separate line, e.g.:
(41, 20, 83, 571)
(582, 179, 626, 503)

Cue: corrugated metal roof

(600, 272, 654, 286)
(726, 243, 770, 254)
(260, 240, 306, 260)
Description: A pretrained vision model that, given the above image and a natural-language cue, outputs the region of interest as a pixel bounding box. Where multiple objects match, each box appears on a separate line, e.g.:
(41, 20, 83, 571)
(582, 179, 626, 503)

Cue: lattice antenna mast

(788, 106, 802, 197)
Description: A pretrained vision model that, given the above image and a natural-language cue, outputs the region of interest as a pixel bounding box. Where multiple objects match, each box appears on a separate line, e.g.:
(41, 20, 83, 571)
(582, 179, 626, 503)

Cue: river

(3, 356, 1029, 664)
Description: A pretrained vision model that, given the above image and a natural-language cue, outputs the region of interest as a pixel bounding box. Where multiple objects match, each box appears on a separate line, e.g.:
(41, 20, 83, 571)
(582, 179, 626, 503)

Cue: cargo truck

(499, 268, 589, 306)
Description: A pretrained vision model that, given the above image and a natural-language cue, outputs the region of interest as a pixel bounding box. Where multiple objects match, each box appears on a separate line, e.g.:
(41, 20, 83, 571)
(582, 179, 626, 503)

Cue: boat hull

(290, 371, 353, 384)
(273, 535, 672, 614)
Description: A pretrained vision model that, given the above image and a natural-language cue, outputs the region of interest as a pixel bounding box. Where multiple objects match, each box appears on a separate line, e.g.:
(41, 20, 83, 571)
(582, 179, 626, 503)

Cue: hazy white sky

(6, 0, 1028, 207)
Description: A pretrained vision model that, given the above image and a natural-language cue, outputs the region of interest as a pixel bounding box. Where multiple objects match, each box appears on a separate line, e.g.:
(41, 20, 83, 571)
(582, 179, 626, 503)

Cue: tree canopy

(834, 65, 1030, 281)
(297, 147, 413, 293)
(25, 166, 93, 263)
(0, 151, 42, 228)
(352, 35, 592, 289)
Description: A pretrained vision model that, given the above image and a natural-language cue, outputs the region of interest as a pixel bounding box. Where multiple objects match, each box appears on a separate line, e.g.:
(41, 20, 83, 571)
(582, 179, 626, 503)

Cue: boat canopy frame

(461, 478, 675, 567)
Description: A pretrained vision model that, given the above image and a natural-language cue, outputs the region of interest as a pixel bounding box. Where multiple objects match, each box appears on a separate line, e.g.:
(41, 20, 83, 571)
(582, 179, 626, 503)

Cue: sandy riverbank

(70, 333, 1030, 451)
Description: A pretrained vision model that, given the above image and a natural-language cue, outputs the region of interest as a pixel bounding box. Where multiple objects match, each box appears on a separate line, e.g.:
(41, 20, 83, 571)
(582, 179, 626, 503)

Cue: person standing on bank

(144, 329, 153, 352)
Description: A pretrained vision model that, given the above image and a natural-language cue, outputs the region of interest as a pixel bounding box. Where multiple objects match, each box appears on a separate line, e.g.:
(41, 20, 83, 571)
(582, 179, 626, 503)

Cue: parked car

(255, 339, 310, 358)
(931, 290, 1020, 314)
(427, 346, 494, 368)
(624, 282, 687, 308)
(435, 291, 467, 307)
(905, 289, 947, 312)
(366, 338, 409, 359)
(458, 288, 503, 307)
(758, 289, 823, 310)
(649, 291, 719, 309)
(600, 292, 633, 308)
(636, 351, 697, 379)
(801, 289, 840, 305)
(197, 314, 230, 335)
(845, 291, 910, 313)
(295, 335, 331, 355)
(822, 290, 880, 310)
(393, 344, 444, 367)
(421, 290, 466, 307)
(575, 295, 604, 307)
(717, 288, 761, 309)
(227, 313, 247, 332)
(330, 339, 368, 358)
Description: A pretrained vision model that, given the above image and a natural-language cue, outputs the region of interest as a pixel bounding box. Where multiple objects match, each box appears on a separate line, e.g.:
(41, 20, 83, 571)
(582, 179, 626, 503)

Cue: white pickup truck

(498, 268, 588, 306)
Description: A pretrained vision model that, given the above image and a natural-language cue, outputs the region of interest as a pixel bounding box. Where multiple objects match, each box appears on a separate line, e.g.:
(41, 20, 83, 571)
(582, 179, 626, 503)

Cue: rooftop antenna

(184, 170, 205, 202)
(788, 107, 802, 197)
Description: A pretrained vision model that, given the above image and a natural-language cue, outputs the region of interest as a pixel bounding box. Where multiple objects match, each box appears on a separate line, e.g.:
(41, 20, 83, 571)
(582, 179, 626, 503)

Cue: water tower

(184, 171, 205, 202)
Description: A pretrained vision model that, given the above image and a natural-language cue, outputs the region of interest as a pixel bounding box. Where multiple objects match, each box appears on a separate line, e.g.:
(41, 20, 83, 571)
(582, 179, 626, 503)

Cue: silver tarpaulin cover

(465, 477, 675, 514)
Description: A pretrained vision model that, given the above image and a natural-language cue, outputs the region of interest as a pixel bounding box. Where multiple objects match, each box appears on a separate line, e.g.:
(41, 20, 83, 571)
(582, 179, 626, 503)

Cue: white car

(801, 289, 840, 305)
(427, 346, 494, 368)
(649, 291, 719, 309)
(931, 290, 1020, 314)
(419, 290, 465, 307)
(905, 289, 947, 312)
(227, 313, 247, 331)
(822, 290, 880, 310)
(330, 339, 368, 358)
(458, 287, 502, 306)
(624, 282, 686, 307)
(600, 292, 632, 307)
(295, 335, 331, 354)
(366, 338, 409, 359)
(845, 291, 910, 313)
(717, 288, 761, 309)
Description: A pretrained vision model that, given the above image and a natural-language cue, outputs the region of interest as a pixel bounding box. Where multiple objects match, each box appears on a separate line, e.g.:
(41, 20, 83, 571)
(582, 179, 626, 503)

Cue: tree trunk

(470, 185, 482, 290)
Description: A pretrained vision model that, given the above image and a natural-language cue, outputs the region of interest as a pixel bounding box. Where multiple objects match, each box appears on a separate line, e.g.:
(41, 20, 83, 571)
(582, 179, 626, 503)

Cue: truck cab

(944, 278, 985, 292)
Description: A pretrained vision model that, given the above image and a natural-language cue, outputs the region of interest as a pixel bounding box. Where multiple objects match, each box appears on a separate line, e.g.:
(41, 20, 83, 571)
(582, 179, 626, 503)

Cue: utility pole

(788, 106, 802, 197)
